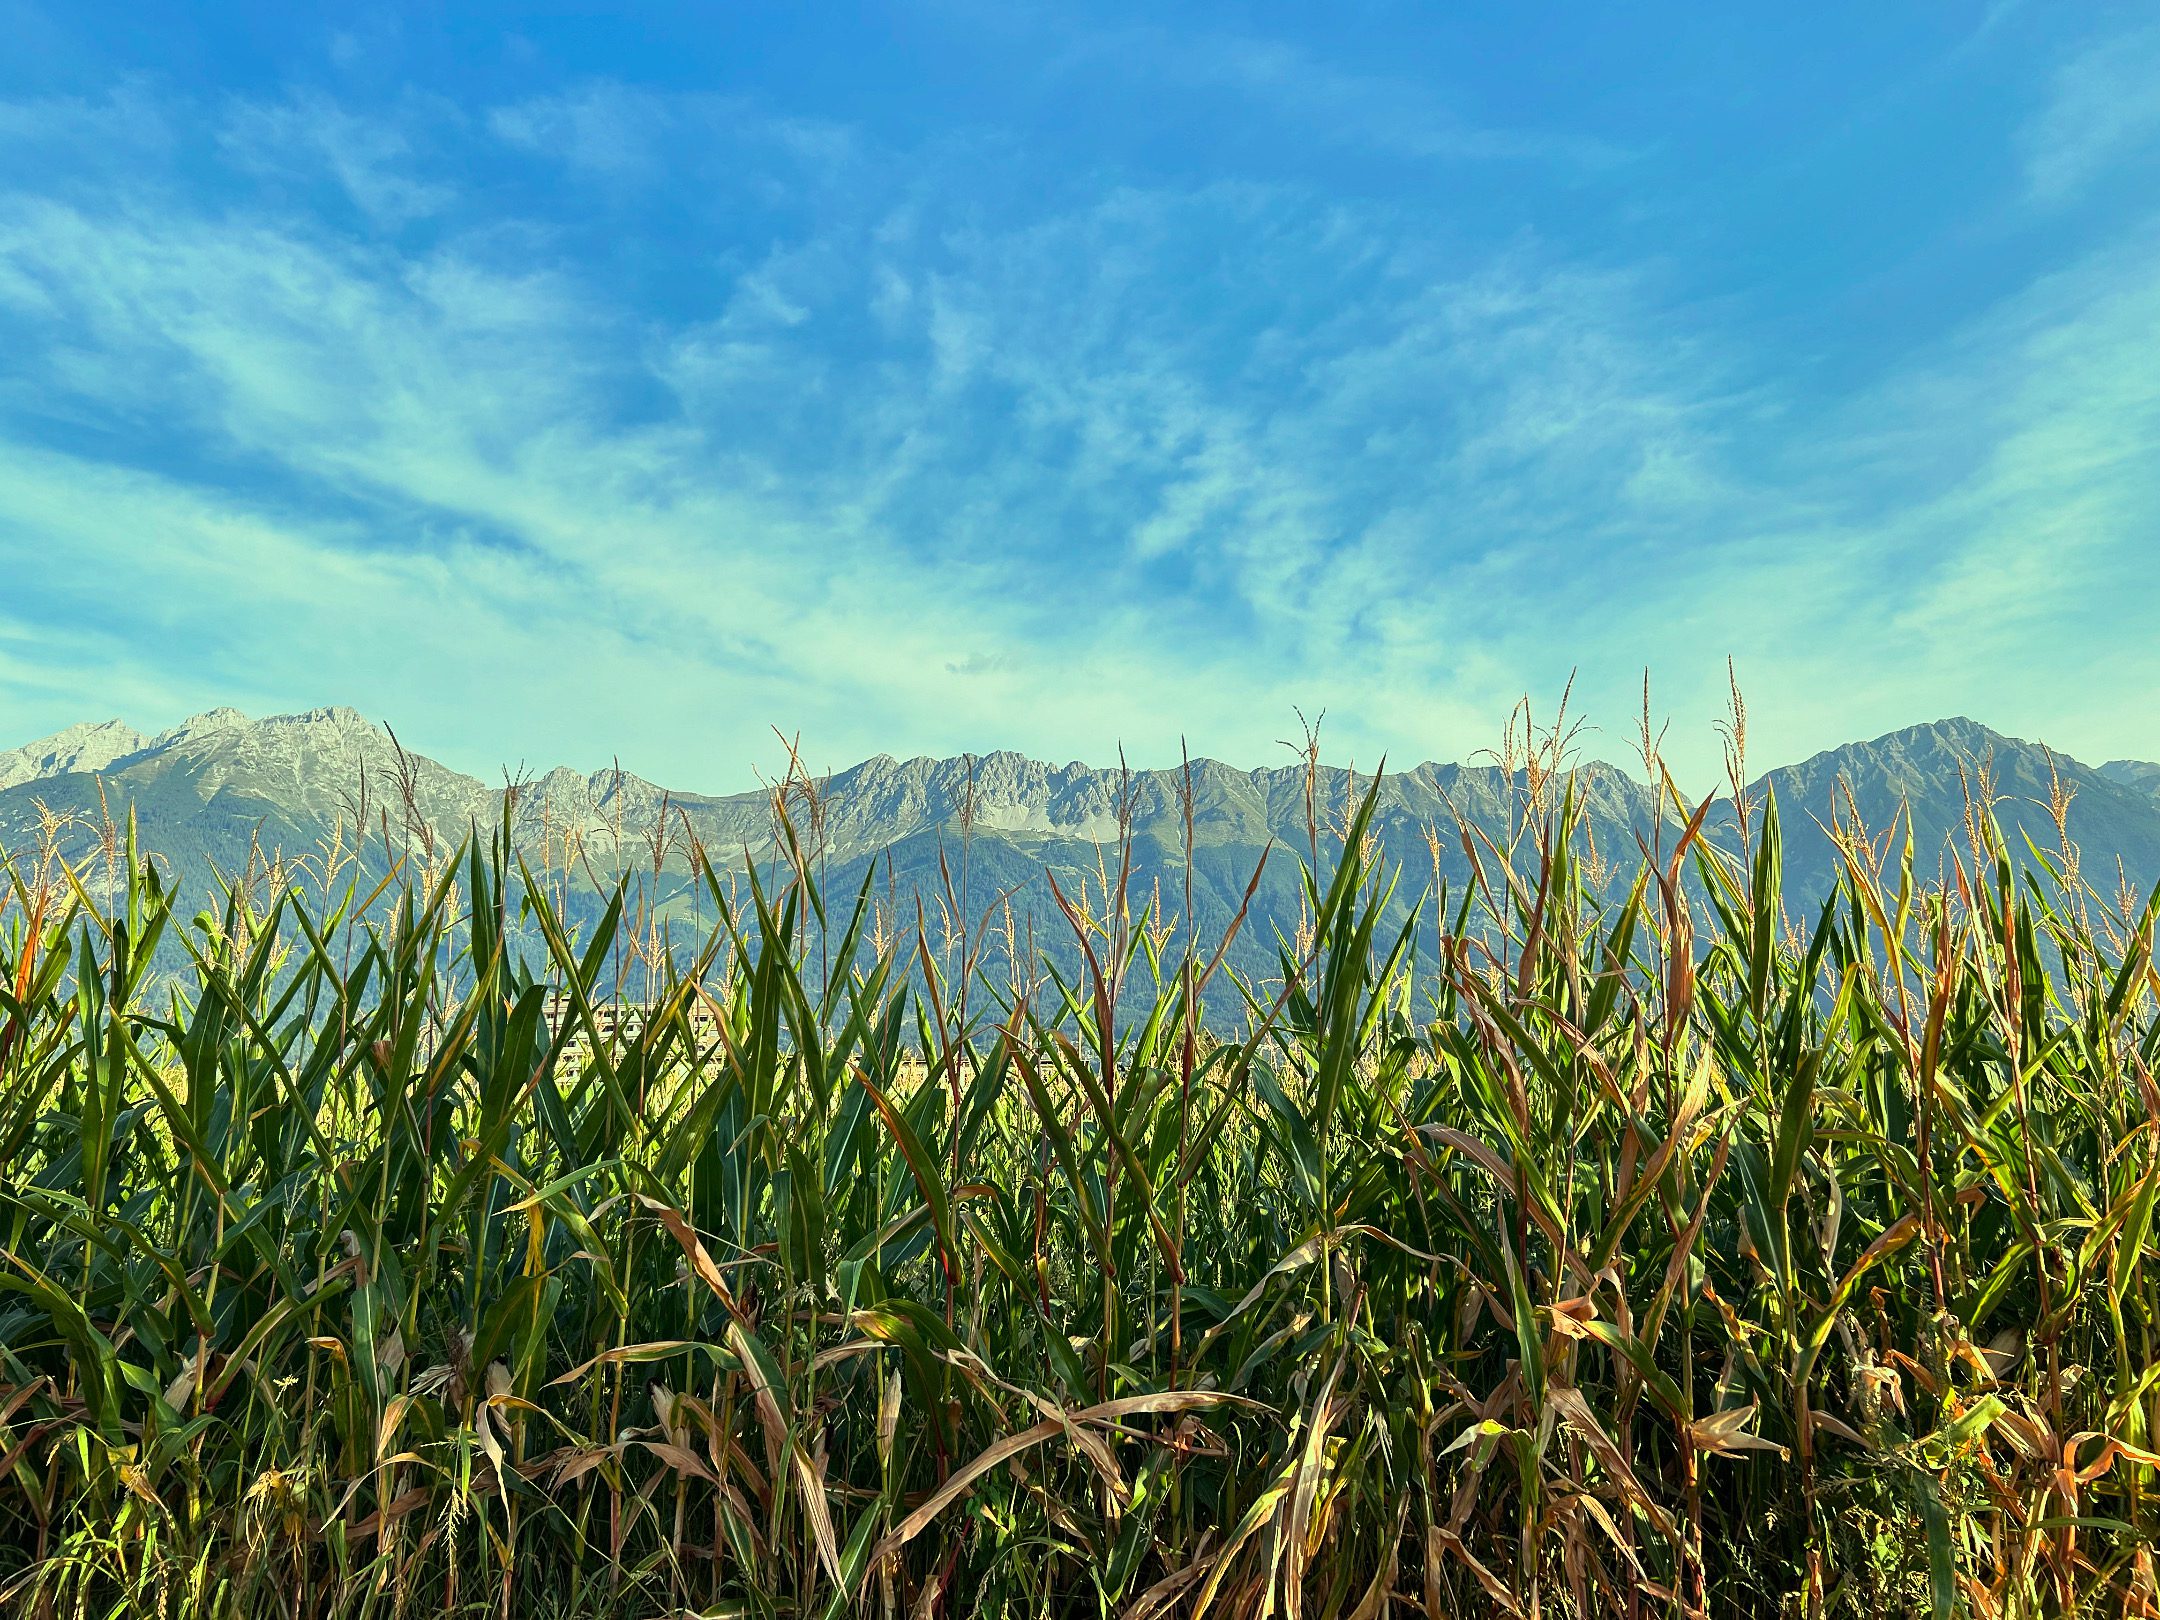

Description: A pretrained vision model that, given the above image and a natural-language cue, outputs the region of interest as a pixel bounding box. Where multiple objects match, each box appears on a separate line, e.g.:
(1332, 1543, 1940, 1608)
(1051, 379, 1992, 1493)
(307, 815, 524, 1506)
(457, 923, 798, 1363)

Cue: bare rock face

(0, 719, 152, 790)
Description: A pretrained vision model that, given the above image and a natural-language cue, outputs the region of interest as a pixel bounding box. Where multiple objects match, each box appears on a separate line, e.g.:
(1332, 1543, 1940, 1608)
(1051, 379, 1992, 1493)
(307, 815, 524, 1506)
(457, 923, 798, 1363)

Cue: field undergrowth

(3, 746, 2160, 1619)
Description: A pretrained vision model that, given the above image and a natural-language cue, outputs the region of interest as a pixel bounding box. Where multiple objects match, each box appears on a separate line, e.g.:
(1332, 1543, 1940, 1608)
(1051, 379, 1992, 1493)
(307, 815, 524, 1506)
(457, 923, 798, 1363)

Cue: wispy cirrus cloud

(2019, 19, 2160, 203)
(1030, 18, 1633, 172)
(218, 90, 456, 227)
(1597, 215, 2160, 768)
(0, 125, 1683, 775)
(2, 2, 2159, 787)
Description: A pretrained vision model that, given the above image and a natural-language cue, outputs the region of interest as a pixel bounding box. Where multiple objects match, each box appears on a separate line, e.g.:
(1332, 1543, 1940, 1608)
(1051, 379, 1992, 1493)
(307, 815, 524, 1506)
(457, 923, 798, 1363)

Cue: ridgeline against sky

(7, 704, 2160, 998)
(3, 3, 2158, 789)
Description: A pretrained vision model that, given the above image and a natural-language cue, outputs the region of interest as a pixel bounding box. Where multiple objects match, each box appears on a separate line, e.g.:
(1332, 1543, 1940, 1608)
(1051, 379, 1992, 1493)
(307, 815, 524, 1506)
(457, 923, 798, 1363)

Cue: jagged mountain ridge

(0, 705, 1668, 877)
(2, 709, 2156, 985)
(0, 718, 155, 791)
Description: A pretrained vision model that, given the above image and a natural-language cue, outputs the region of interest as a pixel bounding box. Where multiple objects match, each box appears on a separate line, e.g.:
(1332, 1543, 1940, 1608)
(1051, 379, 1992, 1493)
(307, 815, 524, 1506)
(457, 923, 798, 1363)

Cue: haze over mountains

(4, 707, 2157, 983)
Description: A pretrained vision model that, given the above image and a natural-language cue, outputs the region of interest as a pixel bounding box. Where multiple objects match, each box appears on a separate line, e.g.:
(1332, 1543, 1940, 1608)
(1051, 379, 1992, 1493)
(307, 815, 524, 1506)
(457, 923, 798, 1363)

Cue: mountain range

(4, 707, 2157, 988)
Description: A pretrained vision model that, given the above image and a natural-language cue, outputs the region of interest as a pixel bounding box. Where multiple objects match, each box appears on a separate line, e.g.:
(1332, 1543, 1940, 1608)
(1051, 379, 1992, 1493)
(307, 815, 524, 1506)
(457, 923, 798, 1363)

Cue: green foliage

(1, 782, 2157, 1619)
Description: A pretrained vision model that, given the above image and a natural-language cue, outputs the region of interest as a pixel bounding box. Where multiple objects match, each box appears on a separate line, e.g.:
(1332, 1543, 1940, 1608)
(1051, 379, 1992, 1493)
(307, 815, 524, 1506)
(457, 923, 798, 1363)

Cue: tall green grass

(2, 767, 2157, 1619)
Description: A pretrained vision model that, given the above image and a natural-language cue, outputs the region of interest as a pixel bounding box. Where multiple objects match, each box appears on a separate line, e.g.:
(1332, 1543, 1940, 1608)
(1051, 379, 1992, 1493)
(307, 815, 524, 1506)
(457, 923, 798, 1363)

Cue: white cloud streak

(1, 44, 2157, 785)
(2020, 20, 2160, 203)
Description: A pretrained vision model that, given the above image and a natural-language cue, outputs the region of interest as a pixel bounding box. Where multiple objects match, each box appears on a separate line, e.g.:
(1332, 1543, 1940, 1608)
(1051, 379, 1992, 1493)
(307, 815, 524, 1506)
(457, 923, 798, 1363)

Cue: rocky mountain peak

(4, 708, 2158, 944)
(160, 707, 251, 740)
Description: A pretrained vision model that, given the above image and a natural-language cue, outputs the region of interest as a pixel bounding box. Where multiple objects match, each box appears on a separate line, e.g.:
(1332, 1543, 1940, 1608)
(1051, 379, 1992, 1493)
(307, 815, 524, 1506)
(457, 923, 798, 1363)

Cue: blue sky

(2, 1, 2158, 789)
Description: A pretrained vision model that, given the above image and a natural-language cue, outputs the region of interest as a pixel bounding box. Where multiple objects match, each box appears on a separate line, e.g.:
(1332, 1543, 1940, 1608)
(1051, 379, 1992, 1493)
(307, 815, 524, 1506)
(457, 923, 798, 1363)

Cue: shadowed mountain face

(2, 709, 2155, 989)
(1750, 719, 2160, 905)
(2102, 759, 2160, 801)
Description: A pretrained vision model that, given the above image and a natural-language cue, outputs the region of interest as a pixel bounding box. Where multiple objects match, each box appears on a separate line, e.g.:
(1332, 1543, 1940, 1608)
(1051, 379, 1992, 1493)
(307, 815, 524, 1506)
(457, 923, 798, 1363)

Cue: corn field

(3, 772, 2159, 1619)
